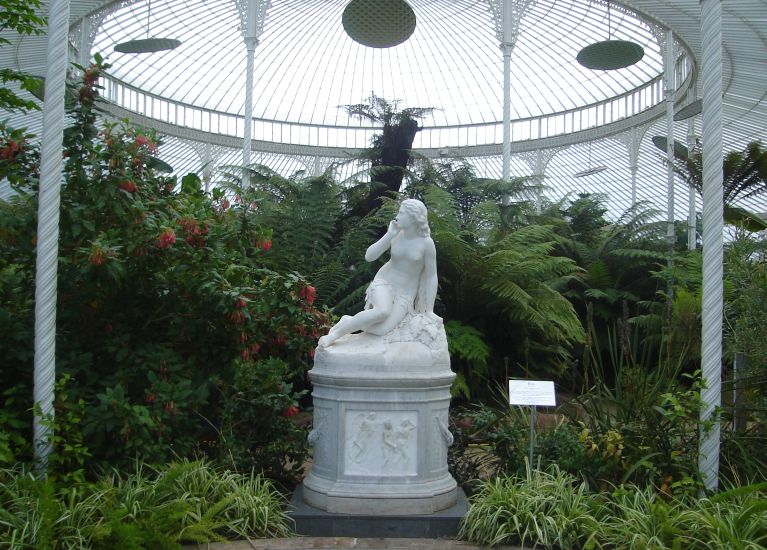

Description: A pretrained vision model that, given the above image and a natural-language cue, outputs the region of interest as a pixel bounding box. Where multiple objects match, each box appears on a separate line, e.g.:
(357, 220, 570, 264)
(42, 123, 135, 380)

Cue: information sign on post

(508, 380, 556, 469)
(508, 380, 556, 407)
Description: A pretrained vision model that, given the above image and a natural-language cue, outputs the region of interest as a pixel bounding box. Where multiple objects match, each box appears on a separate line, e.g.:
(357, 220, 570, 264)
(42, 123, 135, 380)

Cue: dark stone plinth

(288, 484, 468, 538)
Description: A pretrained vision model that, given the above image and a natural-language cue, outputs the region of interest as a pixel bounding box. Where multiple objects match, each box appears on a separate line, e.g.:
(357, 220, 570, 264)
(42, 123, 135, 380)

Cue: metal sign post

(508, 379, 556, 470)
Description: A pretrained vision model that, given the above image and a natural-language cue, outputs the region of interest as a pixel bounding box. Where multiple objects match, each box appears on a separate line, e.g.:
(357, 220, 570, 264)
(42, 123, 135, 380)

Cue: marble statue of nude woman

(318, 198, 439, 348)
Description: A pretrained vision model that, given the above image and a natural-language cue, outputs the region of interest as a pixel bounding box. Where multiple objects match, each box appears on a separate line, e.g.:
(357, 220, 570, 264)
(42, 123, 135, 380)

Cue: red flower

(0, 140, 21, 160)
(156, 228, 176, 249)
(257, 238, 272, 251)
(146, 393, 156, 403)
(134, 135, 156, 151)
(280, 406, 299, 418)
(250, 342, 261, 354)
(83, 68, 99, 87)
(236, 298, 247, 309)
(305, 285, 316, 305)
(118, 180, 137, 193)
(88, 249, 105, 266)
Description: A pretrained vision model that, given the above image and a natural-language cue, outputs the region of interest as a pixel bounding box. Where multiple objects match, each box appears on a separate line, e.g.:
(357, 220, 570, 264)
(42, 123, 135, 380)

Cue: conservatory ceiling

(4, 0, 767, 217)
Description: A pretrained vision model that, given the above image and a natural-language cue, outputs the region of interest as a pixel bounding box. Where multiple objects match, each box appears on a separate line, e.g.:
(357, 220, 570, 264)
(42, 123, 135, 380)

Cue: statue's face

(396, 205, 415, 228)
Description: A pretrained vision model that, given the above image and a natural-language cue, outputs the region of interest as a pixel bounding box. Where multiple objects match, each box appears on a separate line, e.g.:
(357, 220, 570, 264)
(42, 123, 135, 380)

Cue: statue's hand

(386, 219, 401, 237)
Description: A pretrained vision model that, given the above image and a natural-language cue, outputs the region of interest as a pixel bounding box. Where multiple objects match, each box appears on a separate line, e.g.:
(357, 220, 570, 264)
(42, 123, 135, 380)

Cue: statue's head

(400, 198, 430, 237)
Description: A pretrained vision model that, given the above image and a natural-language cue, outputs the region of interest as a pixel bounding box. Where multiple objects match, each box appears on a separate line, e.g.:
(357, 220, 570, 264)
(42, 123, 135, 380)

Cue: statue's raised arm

(318, 199, 440, 348)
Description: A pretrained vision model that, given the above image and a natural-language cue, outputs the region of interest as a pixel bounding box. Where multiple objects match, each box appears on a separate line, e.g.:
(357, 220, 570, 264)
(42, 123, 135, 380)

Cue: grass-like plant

(598, 485, 687, 549)
(0, 459, 293, 549)
(680, 483, 767, 549)
(461, 474, 767, 549)
(459, 462, 600, 548)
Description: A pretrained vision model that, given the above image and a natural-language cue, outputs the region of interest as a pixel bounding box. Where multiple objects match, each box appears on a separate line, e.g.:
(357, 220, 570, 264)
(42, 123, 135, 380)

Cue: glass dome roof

(92, 0, 664, 144)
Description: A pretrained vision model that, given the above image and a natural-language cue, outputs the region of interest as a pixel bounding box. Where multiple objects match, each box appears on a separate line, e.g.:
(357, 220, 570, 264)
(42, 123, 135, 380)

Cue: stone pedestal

(303, 318, 457, 515)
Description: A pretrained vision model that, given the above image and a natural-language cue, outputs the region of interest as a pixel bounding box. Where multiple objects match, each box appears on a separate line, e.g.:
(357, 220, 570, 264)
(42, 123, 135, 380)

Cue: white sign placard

(508, 380, 556, 407)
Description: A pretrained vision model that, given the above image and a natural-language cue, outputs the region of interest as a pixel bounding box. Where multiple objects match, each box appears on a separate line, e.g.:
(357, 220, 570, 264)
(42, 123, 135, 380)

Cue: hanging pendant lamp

(574, 141, 608, 177)
(674, 98, 703, 121)
(577, 1, 644, 70)
(652, 135, 689, 160)
(342, 0, 416, 48)
(114, 0, 181, 54)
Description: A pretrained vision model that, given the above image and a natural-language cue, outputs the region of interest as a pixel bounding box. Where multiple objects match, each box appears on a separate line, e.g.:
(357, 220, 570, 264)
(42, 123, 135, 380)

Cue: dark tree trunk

(366, 117, 419, 211)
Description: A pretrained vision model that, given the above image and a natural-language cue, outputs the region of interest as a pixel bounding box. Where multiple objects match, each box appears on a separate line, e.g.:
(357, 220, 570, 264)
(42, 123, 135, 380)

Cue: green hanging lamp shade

(576, 39, 644, 70)
(342, 0, 416, 48)
(577, 1, 644, 70)
(114, 38, 181, 54)
(674, 99, 703, 121)
(114, 0, 181, 54)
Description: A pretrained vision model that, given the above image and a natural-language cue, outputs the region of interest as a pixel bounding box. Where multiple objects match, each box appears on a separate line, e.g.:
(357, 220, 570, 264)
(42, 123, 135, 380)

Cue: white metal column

(501, 0, 514, 184)
(242, 0, 258, 171)
(34, 0, 71, 471)
(240, 0, 269, 168)
(699, 0, 723, 492)
(664, 30, 676, 245)
(686, 119, 698, 250)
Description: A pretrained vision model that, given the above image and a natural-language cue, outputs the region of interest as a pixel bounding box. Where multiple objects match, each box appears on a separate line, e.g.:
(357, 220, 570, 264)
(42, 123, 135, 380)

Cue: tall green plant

(413, 169, 585, 381)
(0, 58, 325, 474)
(342, 93, 434, 215)
(460, 463, 600, 548)
(572, 322, 710, 493)
(0, 0, 45, 114)
(668, 140, 767, 231)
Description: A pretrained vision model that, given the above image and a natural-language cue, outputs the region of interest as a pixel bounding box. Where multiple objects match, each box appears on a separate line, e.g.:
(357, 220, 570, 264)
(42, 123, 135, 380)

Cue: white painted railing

(101, 64, 689, 151)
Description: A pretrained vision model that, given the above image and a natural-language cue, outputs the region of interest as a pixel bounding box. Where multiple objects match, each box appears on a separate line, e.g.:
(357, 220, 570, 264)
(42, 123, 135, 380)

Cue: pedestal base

(290, 484, 468, 538)
(305, 321, 457, 516)
(302, 471, 457, 515)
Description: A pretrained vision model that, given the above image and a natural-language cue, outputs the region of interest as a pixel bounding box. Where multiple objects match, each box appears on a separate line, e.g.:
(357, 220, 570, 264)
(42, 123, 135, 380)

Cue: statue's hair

(400, 198, 430, 237)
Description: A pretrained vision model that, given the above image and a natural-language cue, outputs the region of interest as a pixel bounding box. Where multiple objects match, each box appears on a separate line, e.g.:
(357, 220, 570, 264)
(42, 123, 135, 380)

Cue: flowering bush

(0, 56, 327, 478)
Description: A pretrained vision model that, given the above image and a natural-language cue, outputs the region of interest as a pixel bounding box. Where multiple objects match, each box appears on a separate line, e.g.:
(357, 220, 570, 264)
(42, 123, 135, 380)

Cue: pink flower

(88, 249, 105, 266)
(156, 228, 176, 249)
(118, 180, 137, 193)
(134, 135, 157, 151)
(280, 406, 299, 418)
(305, 285, 316, 305)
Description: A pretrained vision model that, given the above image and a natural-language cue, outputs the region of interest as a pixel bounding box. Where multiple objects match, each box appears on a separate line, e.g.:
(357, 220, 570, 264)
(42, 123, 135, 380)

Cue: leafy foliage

(0, 460, 293, 548)
(668, 140, 767, 231)
(411, 163, 585, 385)
(0, 58, 325, 476)
(460, 464, 600, 548)
(0, 0, 45, 114)
(342, 93, 435, 215)
(573, 336, 710, 493)
(461, 472, 767, 549)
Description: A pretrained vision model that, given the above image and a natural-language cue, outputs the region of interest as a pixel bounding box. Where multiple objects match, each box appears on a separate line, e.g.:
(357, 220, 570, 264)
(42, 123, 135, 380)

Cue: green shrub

(0, 459, 293, 549)
(681, 483, 767, 549)
(598, 485, 687, 549)
(536, 423, 589, 476)
(459, 463, 600, 548)
(461, 476, 767, 549)
(0, 57, 326, 475)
